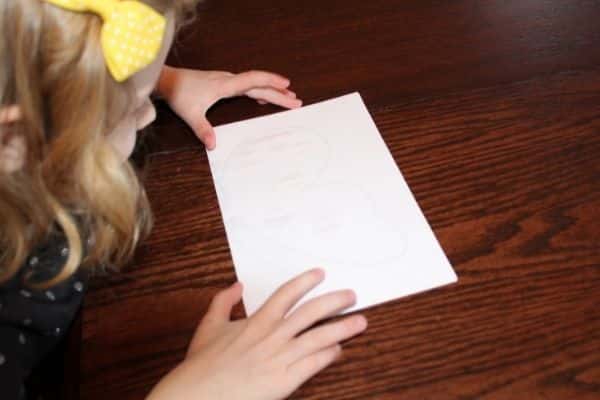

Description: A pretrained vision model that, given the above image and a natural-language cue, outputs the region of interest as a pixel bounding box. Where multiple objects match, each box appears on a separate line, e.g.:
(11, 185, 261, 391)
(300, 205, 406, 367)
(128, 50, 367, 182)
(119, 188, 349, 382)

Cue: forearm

(154, 65, 180, 102)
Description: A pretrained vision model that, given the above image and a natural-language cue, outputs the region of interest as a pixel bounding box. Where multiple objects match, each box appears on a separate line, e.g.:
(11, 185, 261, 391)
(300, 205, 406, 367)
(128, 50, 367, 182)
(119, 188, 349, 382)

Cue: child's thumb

(187, 283, 243, 356)
(205, 282, 243, 325)
(193, 116, 216, 150)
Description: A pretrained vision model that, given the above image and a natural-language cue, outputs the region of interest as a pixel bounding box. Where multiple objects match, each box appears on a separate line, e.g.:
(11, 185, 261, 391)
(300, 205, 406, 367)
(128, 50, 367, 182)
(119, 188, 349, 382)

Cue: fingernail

(355, 315, 368, 330)
(312, 268, 325, 279)
(346, 290, 357, 303)
(335, 345, 343, 361)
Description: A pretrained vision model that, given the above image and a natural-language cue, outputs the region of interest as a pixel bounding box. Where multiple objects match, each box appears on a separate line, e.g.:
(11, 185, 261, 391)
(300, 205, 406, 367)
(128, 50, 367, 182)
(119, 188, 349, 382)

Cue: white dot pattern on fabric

(100, 0, 166, 81)
(20, 290, 31, 298)
(0, 353, 5, 366)
(18, 333, 26, 345)
(54, 327, 61, 336)
(74, 281, 84, 292)
(45, 0, 166, 83)
(45, 291, 56, 301)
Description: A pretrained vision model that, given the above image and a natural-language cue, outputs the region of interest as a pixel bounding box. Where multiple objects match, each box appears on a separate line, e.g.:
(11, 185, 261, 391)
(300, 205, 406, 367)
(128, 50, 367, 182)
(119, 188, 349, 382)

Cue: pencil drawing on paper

(217, 125, 407, 271)
(208, 93, 457, 316)
(220, 126, 331, 185)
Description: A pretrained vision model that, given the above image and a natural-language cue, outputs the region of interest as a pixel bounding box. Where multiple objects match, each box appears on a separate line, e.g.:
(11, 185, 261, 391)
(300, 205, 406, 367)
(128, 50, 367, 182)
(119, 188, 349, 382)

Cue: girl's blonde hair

(0, 0, 199, 287)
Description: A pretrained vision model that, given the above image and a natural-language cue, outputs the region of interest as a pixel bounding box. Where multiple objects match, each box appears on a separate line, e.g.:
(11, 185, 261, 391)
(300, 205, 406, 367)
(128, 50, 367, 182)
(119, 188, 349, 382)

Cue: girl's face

(107, 11, 175, 160)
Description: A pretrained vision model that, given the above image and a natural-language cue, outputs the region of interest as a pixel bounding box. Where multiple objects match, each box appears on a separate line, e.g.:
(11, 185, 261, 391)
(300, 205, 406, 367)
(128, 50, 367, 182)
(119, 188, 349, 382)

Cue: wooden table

(79, 1, 600, 399)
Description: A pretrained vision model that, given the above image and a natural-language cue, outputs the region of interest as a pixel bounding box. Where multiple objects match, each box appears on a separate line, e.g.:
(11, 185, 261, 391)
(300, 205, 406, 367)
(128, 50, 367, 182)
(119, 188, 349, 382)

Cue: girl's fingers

(283, 89, 297, 99)
(251, 269, 325, 327)
(277, 89, 297, 99)
(282, 315, 367, 364)
(221, 70, 290, 98)
(286, 344, 342, 389)
(246, 88, 302, 109)
(274, 289, 357, 341)
(237, 70, 290, 89)
(256, 89, 297, 106)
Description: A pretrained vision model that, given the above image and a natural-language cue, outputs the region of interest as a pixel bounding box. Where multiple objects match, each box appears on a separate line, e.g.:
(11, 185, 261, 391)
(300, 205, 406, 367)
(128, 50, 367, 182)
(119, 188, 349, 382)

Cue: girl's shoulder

(0, 229, 89, 333)
(0, 231, 89, 399)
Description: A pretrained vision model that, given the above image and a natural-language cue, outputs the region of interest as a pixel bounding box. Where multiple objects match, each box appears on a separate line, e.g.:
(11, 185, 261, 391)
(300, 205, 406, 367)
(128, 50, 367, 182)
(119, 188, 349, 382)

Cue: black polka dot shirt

(0, 232, 88, 399)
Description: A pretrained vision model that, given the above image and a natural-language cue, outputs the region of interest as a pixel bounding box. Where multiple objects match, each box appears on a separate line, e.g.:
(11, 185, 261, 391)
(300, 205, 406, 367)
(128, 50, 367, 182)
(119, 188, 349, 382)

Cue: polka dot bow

(44, 0, 166, 82)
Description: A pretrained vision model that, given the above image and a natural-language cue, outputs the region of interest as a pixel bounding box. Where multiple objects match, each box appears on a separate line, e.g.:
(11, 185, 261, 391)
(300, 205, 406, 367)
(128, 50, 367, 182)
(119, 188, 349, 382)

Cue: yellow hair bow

(44, 0, 166, 82)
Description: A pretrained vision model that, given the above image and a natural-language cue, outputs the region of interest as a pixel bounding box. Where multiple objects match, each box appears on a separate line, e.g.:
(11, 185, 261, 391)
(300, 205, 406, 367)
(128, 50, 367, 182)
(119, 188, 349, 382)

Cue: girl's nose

(135, 98, 157, 131)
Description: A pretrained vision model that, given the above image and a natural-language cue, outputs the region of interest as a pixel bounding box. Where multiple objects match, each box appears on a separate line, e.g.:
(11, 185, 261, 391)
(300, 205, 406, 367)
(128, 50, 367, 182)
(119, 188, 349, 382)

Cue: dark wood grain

(150, 0, 600, 153)
(80, 0, 600, 399)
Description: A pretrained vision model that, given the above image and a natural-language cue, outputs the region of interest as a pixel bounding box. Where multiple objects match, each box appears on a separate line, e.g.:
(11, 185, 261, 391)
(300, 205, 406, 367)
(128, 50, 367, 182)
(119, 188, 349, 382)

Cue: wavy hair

(0, 0, 199, 287)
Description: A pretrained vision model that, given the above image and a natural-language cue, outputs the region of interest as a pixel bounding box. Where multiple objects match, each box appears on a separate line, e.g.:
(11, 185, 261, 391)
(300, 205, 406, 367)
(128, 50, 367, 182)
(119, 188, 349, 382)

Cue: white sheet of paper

(208, 92, 457, 315)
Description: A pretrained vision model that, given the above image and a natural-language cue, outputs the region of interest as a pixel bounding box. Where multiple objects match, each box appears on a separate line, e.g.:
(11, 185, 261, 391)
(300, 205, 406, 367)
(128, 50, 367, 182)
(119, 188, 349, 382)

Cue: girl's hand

(146, 269, 367, 400)
(157, 67, 303, 150)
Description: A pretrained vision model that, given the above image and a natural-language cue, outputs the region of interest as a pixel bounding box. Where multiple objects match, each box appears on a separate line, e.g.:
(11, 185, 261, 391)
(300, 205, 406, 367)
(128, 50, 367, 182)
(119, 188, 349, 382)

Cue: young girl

(0, 1, 368, 399)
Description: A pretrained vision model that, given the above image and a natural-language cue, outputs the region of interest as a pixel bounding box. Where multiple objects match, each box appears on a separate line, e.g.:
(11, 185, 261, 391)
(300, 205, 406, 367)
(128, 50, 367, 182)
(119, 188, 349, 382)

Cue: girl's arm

(153, 66, 302, 149)
(147, 269, 367, 400)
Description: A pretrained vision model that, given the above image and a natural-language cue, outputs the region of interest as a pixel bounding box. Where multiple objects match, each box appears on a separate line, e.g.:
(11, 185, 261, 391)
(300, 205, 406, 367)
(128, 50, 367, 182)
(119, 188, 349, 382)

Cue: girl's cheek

(107, 115, 137, 161)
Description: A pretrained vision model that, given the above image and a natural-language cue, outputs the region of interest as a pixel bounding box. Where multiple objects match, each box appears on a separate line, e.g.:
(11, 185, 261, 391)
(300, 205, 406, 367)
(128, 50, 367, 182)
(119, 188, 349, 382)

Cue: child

(0, 1, 368, 399)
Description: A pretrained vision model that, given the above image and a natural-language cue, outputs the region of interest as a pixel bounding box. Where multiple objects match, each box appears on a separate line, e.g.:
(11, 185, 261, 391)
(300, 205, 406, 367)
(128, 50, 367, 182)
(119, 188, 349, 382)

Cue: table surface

(79, 1, 600, 399)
